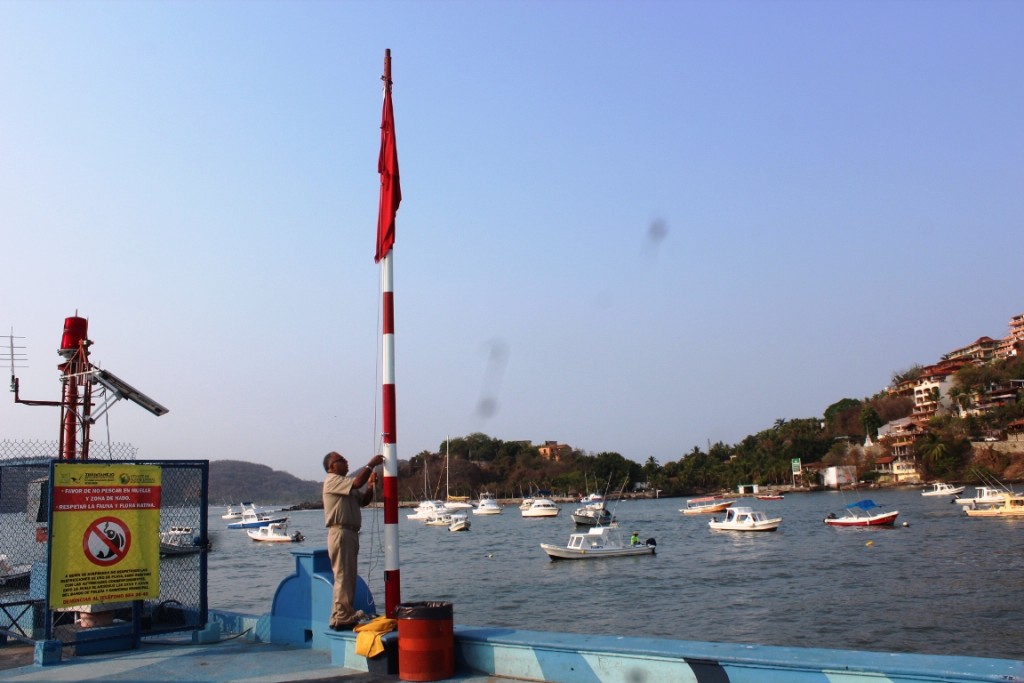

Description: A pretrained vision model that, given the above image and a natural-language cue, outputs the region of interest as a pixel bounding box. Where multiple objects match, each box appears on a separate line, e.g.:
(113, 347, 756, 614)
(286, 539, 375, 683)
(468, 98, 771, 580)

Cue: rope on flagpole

(363, 259, 386, 586)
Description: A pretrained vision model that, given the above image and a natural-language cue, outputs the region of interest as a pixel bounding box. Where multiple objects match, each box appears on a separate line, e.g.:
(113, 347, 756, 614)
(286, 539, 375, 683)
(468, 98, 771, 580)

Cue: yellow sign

(49, 463, 162, 608)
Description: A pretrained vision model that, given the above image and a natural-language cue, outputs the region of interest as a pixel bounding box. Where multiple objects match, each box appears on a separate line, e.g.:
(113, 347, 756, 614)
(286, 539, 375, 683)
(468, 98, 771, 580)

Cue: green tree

(824, 398, 863, 436)
(860, 406, 882, 439)
(641, 456, 660, 484)
(891, 364, 923, 385)
(915, 433, 971, 481)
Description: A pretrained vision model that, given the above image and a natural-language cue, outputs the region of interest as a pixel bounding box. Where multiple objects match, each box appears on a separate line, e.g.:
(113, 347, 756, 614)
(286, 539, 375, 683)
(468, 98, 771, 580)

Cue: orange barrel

(395, 601, 454, 682)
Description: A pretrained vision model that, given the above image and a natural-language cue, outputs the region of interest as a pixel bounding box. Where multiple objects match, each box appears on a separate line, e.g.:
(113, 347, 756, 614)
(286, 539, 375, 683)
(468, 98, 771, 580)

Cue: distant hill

(209, 459, 321, 507)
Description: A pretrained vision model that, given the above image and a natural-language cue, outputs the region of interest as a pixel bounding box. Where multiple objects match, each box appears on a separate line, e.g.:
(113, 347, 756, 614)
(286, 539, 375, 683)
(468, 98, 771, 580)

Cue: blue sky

(2, 1, 1021, 484)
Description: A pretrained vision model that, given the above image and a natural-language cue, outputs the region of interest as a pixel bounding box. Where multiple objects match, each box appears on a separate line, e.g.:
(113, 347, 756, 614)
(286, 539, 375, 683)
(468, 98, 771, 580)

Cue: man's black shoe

(330, 620, 358, 631)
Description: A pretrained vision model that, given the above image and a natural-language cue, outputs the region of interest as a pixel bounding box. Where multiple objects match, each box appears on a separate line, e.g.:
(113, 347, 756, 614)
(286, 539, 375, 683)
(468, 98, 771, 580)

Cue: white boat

(159, 526, 207, 555)
(227, 503, 288, 529)
(221, 503, 244, 520)
(963, 492, 1024, 518)
(448, 513, 471, 532)
(823, 499, 899, 527)
(521, 498, 560, 518)
(570, 502, 614, 526)
(423, 512, 471, 531)
(580, 492, 604, 505)
(407, 500, 451, 521)
(955, 485, 1015, 507)
(708, 506, 782, 532)
(472, 492, 502, 515)
(247, 522, 304, 542)
(540, 525, 656, 560)
(680, 497, 734, 515)
(424, 512, 452, 526)
(921, 482, 966, 497)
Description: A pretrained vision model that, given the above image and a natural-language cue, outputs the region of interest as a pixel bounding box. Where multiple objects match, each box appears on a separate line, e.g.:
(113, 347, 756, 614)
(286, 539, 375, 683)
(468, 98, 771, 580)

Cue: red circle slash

(83, 516, 132, 566)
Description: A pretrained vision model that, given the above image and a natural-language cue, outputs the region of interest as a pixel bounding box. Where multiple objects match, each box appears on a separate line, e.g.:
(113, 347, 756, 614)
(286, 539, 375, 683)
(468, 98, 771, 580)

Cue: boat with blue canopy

(824, 499, 899, 527)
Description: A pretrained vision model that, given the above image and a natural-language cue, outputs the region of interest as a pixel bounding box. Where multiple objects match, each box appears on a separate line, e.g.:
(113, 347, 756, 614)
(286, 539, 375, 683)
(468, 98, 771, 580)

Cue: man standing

(322, 450, 385, 630)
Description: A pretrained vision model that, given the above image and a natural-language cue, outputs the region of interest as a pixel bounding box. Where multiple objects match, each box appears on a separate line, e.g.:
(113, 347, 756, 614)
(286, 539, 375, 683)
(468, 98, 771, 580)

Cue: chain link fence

(0, 459, 50, 644)
(0, 439, 137, 461)
(0, 456, 208, 649)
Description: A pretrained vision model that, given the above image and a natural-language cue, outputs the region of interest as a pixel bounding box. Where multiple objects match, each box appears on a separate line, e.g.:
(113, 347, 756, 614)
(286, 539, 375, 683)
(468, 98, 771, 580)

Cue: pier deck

(0, 635, 512, 682)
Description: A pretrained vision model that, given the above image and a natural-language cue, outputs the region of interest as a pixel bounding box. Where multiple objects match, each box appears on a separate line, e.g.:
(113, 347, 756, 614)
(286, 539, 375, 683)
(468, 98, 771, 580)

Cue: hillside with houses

(868, 311, 1024, 485)
(395, 311, 1024, 499)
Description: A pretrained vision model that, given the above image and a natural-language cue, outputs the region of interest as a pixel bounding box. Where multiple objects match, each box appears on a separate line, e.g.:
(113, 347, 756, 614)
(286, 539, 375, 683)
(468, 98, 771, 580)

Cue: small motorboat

(709, 506, 782, 532)
(680, 497, 734, 515)
(448, 513, 471, 532)
(540, 525, 655, 561)
(521, 498, 560, 518)
(247, 522, 304, 543)
(227, 503, 288, 529)
(955, 485, 1014, 507)
(424, 512, 452, 526)
(424, 512, 471, 531)
(159, 526, 208, 556)
(221, 503, 244, 520)
(824, 499, 899, 527)
(570, 502, 614, 526)
(755, 494, 785, 501)
(922, 482, 966, 497)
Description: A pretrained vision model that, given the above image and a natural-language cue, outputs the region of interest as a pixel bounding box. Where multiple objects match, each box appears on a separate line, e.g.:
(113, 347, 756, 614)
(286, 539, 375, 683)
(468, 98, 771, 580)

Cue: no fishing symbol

(83, 517, 132, 566)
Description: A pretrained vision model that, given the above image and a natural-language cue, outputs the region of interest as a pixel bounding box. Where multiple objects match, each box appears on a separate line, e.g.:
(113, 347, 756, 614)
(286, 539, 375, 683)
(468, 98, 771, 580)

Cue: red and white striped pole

(376, 49, 402, 617)
(380, 254, 400, 616)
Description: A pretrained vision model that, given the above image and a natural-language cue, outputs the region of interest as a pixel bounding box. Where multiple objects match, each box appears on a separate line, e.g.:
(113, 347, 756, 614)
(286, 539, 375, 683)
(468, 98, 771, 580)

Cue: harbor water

(206, 489, 1023, 661)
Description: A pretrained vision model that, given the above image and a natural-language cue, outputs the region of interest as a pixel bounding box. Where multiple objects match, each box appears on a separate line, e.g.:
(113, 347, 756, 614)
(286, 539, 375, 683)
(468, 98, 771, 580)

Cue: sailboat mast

(376, 48, 402, 617)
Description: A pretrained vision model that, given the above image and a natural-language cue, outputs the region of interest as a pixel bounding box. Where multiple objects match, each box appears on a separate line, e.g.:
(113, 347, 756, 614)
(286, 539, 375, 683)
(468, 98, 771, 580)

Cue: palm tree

(915, 433, 950, 480)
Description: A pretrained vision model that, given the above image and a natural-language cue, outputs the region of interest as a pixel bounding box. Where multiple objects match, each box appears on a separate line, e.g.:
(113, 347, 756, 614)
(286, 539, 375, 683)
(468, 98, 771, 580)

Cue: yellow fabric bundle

(353, 616, 397, 658)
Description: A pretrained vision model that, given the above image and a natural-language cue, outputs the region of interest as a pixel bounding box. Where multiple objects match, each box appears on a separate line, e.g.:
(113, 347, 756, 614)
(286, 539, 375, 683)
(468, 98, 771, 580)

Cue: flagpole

(381, 252, 399, 616)
(377, 48, 401, 617)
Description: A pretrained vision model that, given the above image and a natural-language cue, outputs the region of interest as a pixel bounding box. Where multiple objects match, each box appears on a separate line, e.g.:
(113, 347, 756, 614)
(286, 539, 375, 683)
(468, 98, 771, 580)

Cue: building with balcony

(973, 379, 1024, 414)
(876, 417, 927, 460)
(537, 441, 570, 462)
(996, 313, 1024, 358)
(873, 453, 921, 484)
(902, 358, 970, 419)
(943, 336, 1000, 364)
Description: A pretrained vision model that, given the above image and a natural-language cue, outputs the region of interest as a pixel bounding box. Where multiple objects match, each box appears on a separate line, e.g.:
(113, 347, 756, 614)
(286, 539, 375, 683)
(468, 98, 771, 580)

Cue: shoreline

(283, 481, 962, 511)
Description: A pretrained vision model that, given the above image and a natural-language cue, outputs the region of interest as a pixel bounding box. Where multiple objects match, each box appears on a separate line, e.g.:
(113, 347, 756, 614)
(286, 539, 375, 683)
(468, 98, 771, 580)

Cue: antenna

(4, 328, 28, 392)
(86, 368, 169, 422)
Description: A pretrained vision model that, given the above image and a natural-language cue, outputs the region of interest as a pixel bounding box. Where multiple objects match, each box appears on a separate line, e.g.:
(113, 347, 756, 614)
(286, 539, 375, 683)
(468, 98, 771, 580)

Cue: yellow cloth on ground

(354, 617, 397, 658)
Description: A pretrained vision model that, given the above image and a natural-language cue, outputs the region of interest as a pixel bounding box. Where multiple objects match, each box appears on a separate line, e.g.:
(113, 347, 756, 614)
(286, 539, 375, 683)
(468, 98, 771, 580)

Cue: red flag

(375, 84, 401, 263)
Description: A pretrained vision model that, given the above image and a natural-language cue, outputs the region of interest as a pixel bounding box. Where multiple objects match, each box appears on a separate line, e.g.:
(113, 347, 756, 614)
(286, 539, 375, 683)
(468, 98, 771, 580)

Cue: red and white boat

(824, 499, 899, 527)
